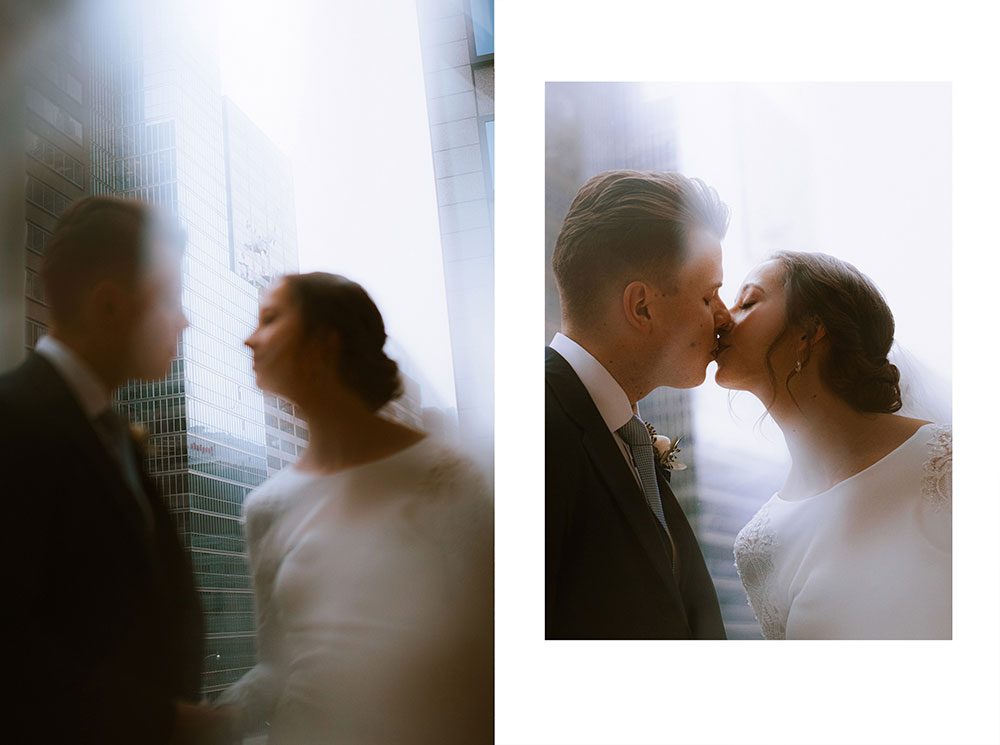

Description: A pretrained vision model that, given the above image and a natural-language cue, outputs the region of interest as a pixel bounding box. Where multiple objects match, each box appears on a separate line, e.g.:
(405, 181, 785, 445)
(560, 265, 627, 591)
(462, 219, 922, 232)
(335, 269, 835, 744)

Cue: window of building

(25, 175, 72, 217)
(467, 0, 494, 58)
(25, 221, 50, 256)
(26, 87, 83, 145)
(25, 319, 47, 350)
(25, 268, 45, 303)
(26, 128, 86, 188)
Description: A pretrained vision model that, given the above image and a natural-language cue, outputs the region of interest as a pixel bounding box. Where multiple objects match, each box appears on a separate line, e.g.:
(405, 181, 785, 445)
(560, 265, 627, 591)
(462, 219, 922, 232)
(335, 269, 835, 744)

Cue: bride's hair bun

(771, 251, 902, 414)
(282, 272, 403, 410)
(838, 357, 902, 414)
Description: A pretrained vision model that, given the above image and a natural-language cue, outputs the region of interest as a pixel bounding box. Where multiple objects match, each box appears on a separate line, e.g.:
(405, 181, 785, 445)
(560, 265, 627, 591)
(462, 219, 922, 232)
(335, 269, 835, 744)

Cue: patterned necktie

(616, 415, 669, 533)
(94, 408, 154, 532)
(617, 415, 681, 583)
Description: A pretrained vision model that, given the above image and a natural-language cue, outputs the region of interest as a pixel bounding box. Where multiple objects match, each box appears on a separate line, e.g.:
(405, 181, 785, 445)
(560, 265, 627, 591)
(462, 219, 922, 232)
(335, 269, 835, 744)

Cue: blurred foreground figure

(0, 197, 235, 744)
(223, 272, 494, 744)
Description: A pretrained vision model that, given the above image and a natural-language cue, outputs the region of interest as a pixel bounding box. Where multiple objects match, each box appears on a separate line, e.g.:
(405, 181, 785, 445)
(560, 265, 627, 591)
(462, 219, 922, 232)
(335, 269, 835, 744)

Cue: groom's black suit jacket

(546, 347, 726, 639)
(0, 353, 203, 744)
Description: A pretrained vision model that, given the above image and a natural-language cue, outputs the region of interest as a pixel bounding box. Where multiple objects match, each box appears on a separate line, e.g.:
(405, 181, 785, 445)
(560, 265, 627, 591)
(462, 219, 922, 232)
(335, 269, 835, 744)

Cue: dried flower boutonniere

(644, 421, 687, 471)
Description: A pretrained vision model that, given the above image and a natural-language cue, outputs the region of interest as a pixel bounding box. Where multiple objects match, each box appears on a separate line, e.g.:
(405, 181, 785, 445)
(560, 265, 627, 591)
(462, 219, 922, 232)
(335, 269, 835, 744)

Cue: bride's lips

(712, 342, 731, 360)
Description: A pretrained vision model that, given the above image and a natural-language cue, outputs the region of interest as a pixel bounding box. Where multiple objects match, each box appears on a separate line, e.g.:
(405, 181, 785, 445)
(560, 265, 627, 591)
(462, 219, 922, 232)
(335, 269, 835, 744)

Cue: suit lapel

(656, 468, 690, 587)
(26, 354, 157, 551)
(546, 348, 678, 592)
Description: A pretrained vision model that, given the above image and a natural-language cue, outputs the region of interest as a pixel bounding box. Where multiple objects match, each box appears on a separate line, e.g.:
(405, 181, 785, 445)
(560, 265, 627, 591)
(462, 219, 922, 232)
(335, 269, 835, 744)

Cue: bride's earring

(794, 360, 803, 373)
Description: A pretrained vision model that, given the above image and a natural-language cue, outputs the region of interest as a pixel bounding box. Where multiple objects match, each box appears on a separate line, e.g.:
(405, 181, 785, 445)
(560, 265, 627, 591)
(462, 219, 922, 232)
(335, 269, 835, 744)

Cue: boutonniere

(128, 422, 149, 457)
(644, 421, 687, 471)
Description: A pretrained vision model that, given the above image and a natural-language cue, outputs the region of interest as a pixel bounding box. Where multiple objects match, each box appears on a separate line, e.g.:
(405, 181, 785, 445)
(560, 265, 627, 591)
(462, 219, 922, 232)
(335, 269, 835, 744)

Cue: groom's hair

(41, 196, 185, 326)
(552, 170, 729, 328)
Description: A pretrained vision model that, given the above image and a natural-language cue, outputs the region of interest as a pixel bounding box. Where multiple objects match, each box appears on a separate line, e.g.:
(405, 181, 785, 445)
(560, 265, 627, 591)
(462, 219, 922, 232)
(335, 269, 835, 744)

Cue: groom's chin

(667, 367, 708, 390)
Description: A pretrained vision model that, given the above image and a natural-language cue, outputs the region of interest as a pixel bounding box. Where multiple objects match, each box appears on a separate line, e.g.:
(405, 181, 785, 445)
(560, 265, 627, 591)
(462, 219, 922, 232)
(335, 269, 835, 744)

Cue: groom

(546, 170, 731, 639)
(1, 198, 235, 743)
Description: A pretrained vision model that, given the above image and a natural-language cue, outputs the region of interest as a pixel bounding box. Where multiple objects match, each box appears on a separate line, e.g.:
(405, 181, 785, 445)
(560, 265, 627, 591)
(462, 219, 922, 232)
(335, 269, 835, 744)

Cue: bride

(717, 251, 951, 640)
(217, 272, 493, 743)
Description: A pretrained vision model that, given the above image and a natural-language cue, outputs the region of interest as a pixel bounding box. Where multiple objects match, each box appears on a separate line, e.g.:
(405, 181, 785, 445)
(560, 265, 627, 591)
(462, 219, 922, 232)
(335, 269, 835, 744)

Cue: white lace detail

(733, 500, 786, 640)
(921, 424, 952, 512)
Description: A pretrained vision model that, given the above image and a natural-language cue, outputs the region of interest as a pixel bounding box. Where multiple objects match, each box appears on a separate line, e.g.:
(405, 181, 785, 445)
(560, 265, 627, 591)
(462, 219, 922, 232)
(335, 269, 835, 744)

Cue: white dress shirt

(549, 332, 641, 486)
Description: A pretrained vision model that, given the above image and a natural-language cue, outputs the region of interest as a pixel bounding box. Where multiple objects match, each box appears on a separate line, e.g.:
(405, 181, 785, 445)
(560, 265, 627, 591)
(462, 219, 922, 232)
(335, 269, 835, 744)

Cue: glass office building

(19, 9, 92, 355)
(221, 97, 311, 478)
(87, 0, 297, 696)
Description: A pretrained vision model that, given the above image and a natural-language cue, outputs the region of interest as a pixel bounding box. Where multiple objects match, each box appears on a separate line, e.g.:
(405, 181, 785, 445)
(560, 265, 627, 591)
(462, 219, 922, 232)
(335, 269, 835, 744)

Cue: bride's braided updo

(770, 250, 902, 414)
(282, 272, 402, 410)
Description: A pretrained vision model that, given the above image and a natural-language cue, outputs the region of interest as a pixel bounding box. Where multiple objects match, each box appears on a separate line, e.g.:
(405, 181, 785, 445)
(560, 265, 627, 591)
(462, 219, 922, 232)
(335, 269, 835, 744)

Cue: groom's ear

(622, 281, 652, 330)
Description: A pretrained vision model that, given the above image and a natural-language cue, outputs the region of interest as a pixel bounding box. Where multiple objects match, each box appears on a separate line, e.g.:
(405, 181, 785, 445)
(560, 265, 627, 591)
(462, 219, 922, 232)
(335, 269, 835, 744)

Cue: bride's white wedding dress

(218, 436, 493, 744)
(734, 422, 952, 640)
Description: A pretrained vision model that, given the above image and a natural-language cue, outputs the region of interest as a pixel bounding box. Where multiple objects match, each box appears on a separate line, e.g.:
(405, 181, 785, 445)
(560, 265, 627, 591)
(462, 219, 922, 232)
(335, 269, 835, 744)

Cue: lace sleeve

(921, 424, 952, 512)
(733, 499, 786, 640)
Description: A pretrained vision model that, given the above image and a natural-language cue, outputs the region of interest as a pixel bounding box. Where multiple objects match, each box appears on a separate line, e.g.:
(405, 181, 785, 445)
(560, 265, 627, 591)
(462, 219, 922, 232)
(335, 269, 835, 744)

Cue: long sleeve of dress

(216, 497, 286, 722)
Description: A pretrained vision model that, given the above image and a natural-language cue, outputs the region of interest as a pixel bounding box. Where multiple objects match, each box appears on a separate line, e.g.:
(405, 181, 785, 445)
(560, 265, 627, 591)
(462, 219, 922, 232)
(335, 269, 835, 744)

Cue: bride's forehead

(742, 260, 784, 289)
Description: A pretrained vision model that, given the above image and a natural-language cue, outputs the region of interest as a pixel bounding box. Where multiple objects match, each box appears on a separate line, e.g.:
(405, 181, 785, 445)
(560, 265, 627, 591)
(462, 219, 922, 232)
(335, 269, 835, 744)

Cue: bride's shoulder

(886, 417, 950, 456)
(909, 420, 951, 455)
(243, 466, 305, 519)
(916, 422, 951, 510)
(416, 438, 491, 497)
(396, 438, 493, 529)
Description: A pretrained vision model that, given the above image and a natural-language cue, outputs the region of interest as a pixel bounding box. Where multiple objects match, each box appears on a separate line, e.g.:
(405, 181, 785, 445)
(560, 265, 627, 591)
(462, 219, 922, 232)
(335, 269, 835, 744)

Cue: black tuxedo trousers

(1, 353, 203, 744)
(545, 347, 726, 639)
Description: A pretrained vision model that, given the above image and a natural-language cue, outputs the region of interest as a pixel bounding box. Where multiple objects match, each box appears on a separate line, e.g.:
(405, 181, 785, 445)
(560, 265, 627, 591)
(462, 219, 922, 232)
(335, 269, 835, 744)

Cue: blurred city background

(546, 82, 952, 639)
(0, 0, 493, 706)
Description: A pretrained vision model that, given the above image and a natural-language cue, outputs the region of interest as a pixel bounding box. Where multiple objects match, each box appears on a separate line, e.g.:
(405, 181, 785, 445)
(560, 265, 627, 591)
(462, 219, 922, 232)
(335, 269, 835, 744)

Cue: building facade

(415, 0, 494, 466)
(221, 96, 311, 480)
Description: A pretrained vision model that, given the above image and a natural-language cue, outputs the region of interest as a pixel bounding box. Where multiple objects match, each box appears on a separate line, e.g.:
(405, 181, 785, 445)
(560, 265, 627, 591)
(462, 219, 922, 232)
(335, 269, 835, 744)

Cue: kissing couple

(545, 170, 951, 640)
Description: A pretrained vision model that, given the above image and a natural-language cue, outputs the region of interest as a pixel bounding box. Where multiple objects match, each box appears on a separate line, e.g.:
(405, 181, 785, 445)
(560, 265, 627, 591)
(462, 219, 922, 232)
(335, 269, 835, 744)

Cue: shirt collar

(35, 335, 113, 419)
(550, 332, 635, 433)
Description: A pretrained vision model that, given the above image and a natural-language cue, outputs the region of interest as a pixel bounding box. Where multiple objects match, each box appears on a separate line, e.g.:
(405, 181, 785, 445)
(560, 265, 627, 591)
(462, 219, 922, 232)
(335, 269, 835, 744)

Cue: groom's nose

(713, 300, 733, 332)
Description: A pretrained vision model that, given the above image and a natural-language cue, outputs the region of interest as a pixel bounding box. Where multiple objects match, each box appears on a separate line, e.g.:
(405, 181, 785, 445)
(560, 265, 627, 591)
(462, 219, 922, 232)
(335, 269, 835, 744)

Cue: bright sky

(216, 0, 456, 411)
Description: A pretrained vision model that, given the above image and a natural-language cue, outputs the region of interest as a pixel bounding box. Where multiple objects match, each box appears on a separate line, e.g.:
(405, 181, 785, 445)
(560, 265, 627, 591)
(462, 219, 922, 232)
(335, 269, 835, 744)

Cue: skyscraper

(88, 0, 271, 696)
(221, 96, 311, 479)
(415, 0, 494, 464)
(16, 9, 91, 356)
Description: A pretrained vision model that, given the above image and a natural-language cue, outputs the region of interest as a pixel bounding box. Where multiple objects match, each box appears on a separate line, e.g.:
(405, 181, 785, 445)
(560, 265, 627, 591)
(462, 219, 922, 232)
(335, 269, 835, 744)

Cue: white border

(495, 2, 1000, 743)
